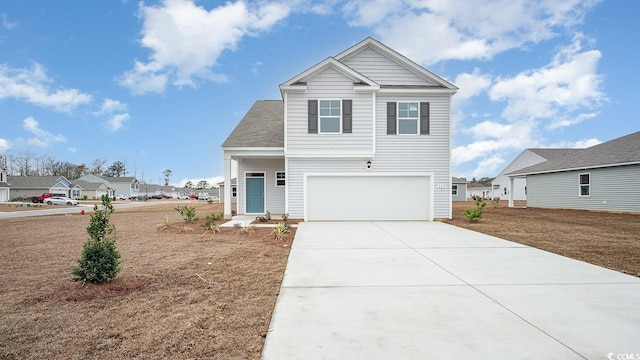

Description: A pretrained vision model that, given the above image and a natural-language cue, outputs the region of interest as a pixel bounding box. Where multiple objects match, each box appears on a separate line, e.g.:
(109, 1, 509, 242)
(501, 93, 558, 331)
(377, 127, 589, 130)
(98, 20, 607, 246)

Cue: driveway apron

(262, 221, 640, 360)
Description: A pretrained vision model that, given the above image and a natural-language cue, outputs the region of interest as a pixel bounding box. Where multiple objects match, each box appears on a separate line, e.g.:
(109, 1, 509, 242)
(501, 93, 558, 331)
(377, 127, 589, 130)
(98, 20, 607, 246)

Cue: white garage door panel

(306, 175, 431, 221)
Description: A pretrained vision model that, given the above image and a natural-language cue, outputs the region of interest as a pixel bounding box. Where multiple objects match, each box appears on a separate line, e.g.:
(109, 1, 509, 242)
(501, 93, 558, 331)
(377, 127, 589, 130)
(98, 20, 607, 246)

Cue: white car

(45, 196, 79, 206)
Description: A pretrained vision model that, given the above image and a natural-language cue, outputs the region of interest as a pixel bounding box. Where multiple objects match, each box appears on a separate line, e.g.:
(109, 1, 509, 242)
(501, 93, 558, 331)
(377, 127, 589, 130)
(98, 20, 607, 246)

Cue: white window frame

(452, 184, 458, 196)
(397, 101, 419, 135)
(232, 186, 237, 198)
(318, 99, 342, 134)
(275, 171, 286, 187)
(579, 173, 590, 197)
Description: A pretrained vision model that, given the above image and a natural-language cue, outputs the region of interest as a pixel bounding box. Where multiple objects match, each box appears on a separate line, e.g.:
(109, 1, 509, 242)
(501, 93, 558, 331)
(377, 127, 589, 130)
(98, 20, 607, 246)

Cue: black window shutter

(387, 102, 396, 135)
(420, 102, 430, 135)
(342, 100, 352, 133)
(308, 100, 318, 134)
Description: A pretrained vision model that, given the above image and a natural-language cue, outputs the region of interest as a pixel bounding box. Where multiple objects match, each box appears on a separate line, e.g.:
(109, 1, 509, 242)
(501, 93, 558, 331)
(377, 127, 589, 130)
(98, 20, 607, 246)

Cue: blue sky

(1, 0, 638, 186)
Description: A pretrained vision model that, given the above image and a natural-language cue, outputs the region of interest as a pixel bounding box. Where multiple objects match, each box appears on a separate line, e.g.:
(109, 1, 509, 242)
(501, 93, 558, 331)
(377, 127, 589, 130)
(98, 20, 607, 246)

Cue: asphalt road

(0, 201, 182, 219)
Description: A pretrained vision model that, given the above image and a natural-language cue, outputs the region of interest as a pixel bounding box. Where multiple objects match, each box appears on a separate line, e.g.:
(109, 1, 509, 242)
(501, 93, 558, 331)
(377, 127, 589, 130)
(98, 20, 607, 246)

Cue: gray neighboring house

(217, 178, 237, 204)
(507, 131, 640, 213)
(493, 148, 584, 201)
(79, 175, 140, 197)
(74, 179, 113, 199)
(0, 163, 9, 202)
(8, 175, 80, 199)
(451, 177, 468, 201)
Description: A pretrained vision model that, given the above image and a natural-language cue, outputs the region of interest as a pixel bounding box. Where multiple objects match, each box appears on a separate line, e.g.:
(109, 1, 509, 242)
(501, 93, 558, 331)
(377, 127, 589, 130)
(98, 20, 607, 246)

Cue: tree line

(1, 152, 128, 180)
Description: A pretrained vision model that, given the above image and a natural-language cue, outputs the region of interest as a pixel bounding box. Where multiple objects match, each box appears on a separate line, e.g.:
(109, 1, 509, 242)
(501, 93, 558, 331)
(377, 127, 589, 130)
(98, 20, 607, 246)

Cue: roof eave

(508, 160, 640, 177)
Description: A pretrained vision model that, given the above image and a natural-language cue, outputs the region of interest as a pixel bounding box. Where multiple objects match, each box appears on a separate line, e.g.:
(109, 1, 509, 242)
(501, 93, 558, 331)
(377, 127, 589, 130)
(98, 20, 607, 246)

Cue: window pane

(398, 119, 418, 134)
(580, 185, 590, 196)
(408, 102, 418, 117)
(320, 117, 340, 133)
(579, 174, 589, 184)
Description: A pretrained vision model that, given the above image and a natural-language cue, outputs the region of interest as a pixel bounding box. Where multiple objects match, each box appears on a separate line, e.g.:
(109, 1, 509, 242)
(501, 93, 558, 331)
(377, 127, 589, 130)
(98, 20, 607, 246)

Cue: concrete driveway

(262, 221, 640, 360)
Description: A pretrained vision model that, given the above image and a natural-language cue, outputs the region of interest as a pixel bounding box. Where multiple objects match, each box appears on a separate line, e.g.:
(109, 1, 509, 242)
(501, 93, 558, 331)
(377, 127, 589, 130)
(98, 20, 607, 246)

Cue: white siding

(286, 68, 373, 155)
(527, 165, 640, 213)
(341, 47, 434, 86)
(237, 158, 286, 215)
(493, 150, 547, 200)
(373, 94, 451, 218)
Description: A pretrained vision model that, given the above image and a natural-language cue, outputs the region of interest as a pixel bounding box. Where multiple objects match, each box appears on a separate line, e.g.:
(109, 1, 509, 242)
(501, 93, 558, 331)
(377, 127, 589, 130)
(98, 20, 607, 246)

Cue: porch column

(508, 176, 515, 208)
(223, 154, 232, 219)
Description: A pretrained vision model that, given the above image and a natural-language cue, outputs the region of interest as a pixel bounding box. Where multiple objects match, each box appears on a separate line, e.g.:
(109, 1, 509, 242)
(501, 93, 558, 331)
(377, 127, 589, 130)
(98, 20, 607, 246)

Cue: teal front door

(246, 177, 265, 213)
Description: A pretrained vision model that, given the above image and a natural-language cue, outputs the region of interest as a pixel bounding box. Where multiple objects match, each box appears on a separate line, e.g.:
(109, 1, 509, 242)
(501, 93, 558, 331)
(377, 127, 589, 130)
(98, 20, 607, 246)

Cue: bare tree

(11, 151, 36, 176)
(90, 159, 107, 175)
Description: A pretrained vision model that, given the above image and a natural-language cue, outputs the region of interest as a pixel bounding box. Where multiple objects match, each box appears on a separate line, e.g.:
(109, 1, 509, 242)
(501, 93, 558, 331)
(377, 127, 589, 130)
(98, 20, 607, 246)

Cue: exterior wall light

(366, 161, 372, 170)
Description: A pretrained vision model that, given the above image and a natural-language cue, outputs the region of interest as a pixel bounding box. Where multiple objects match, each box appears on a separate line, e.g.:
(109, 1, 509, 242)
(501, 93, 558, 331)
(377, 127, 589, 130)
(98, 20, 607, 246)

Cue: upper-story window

(398, 102, 419, 134)
(319, 100, 341, 134)
(276, 171, 286, 187)
(452, 184, 458, 196)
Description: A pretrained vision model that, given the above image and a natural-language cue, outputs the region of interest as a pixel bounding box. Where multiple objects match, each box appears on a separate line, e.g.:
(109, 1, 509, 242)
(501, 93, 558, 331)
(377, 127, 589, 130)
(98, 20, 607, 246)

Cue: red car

(188, 194, 198, 199)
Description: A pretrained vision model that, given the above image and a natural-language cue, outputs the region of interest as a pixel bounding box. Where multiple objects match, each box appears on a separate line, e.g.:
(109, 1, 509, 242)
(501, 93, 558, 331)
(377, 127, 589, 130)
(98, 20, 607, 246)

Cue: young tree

(163, 169, 172, 186)
(184, 180, 194, 189)
(72, 195, 121, 284)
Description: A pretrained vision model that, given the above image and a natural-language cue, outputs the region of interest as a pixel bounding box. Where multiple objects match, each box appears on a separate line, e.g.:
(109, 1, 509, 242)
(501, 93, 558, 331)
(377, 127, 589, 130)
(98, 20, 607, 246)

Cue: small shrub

(72, 195, 121, 284)
(157, 215, 172, 231)
(265, 211, 271, 221)
(204, 222, 220, 233)
(273, 222, 290, 241)
(464, 198, 487, 223)
(492, 197, 500, 207)
(237, 224, 257, 235)
(281, 213, 289, 222)
(175, 205, 198, 222)
(207, 199, 214, 205)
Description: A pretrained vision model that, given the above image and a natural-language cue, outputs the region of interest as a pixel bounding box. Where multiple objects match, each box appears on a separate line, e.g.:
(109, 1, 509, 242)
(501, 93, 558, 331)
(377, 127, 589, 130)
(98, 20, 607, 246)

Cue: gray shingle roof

(7, 176, 69, 188)
(222, 100, 284, 148)
(452, 177, 468, 183)
(74, 180, 108, 191)
(508, 131, 640, 176)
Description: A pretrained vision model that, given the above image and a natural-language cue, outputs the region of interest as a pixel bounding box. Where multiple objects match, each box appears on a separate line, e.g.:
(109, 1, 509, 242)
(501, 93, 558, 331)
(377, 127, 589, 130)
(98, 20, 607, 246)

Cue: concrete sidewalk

(262, 221, 640, 359)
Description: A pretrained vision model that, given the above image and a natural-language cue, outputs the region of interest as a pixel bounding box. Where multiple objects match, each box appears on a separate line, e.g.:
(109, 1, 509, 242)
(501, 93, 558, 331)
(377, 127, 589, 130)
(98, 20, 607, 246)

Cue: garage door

(305, 174, 432, 221)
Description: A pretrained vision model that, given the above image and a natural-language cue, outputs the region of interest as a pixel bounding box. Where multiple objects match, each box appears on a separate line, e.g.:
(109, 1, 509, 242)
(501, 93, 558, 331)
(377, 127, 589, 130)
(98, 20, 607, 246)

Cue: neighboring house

(8, 175, 78, 199)
(451, 177, 468, 201)
(74, 180, 113, 199)
(507, 131, 640, 213)
(493, 148, 582, 201)
(222, 37, 457, 220)
(217, 178, 237, 204)
(0, 163, 9, 202)
(79, 175, 140, 197)
(467, 185, 494, 200)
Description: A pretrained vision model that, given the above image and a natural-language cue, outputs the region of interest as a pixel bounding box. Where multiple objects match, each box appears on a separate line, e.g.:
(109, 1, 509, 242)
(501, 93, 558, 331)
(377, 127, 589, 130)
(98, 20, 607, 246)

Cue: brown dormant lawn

(0, 201, 293, 359)
(448, 200, 640, 277)
(2, 199, 639, 358)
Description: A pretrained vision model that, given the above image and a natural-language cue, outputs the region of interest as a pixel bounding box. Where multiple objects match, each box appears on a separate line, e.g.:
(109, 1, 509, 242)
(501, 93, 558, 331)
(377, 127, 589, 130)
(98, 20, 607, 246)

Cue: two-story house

(0, 162, 9, 202)
(222, 37, 457, 220)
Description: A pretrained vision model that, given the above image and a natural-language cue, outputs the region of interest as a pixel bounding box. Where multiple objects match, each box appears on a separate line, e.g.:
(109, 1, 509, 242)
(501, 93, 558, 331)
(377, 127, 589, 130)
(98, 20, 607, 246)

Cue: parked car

(115, 194, 127, 200)
(150, 194, 163, 199)
(45, 196, 79, 206)
(177, 194, 189, 200)
(197, 193, 210, 200)
(188, 194, 198, 200)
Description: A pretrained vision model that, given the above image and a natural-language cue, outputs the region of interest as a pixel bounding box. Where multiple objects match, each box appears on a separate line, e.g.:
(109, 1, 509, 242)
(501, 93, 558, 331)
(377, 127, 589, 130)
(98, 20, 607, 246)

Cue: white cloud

(105, 113, 131, 132)
(453, 69, 492, 103)
(547, 112, 599, 130)
(94, 98, 130, 132)
(118, 0, 290, 94)
(21, 116, 67, 148)
(471, 155, 506, 179)
(343, 0, 601, 65)
(0, 63, 92, 112)
(1, 14, 17, 30)
(96, 98, 128, 114)
(489, 35, 604, 124)
(68, 147, 77, 153)
(251, 61, 263, 75)
(0, 138, 9, 153)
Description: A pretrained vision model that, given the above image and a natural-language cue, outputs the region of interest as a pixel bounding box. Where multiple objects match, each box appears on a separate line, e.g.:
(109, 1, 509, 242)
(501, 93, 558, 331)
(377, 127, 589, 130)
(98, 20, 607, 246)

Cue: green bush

(203, 212, 223, 232)
(273, 222, 290, 241)
(464, 198, 487, 223)
(72, 195, 121, 284)
(175, 205, 198, 222)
